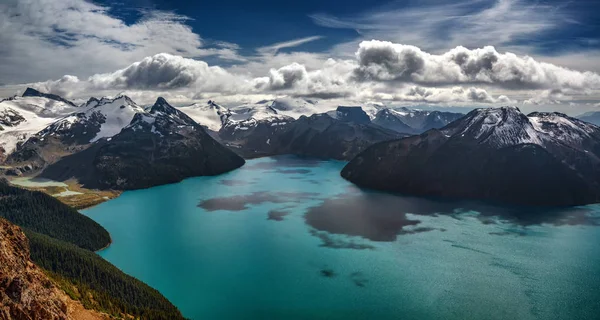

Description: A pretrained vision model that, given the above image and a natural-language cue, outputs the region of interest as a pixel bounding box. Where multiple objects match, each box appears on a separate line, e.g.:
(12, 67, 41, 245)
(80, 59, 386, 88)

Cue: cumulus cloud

(14, 40, 600, 109)
(0, 0, 243, 84)
(354, 41, 600, 90)
(367, 86, 504, 104)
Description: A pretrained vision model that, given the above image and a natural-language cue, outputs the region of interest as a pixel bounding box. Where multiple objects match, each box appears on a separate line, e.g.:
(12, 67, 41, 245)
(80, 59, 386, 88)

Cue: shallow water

(83, 156, 600, 320)
(10, 176, 67, 187)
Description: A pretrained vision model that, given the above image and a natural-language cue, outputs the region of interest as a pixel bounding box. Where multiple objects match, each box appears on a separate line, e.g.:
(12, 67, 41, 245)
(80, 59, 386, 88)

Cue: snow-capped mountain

(41, 97, 245, 190)
(371, 109, 417, 134)
(269, 97, 320, 119)
(219, 101, 293, 139)
(0, 89, 77, 156)
(441, 106, 600, 150)
(39, 95, 144, 144)
(342, 106, 600, 206)
(178, 100, 232, 131)
(373, 107, 464, 133)
(178, 98, 319, 133)
(219, 105, 406, 160)
(22, 87, 78, 108)
(5, 95, 144, 168)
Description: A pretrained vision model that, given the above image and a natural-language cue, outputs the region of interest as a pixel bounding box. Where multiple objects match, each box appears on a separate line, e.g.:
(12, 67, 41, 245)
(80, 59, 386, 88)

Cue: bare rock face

(0, 219, 106, 320)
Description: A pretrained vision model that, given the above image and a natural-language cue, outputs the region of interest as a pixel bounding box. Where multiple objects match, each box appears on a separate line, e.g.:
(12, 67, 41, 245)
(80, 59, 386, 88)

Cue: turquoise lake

(82, 156, 600, 320)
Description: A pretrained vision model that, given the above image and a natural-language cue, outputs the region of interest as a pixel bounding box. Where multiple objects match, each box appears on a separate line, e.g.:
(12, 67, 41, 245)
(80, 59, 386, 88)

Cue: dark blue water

(83, 156, 600, 320)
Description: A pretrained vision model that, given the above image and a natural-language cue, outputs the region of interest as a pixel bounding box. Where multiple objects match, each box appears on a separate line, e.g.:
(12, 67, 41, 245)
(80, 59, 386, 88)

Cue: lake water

(82, 156, 600, 320)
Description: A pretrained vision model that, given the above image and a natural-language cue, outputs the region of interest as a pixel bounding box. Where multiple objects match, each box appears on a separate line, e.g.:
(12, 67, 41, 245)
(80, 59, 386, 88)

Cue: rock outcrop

(0, 219, 106, 320)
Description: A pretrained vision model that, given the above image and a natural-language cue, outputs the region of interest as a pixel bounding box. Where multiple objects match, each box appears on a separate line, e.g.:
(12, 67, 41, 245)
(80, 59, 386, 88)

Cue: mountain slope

(6, 95, 144, 169)
(41, 97, 245, 190)
(0, 219, 107, 320)
(0, 179, 110, 251)
(22, 87, 77, 107)
(221, 106, 406, 160)
(342, 107, 600, 206)
(178, 100, 231, 131)
(578, 111, 600, 126)
(371, 109, 417, 134)
(372, 107, 464, 133)
(0, 93, 76, 158)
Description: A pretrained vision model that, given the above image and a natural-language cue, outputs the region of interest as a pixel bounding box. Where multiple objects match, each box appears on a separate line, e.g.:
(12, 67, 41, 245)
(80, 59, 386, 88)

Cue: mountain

(178, 97, 320, 133)
(371, 109, 417, 134)
(219, 102, 294, 143)
(327, 106, 371, 124)
(0, 218, 106, 320)
(22, 87, 77, 108)
(221, 106, 406, 160)
(578, 111, 600, 126)
(40, 97, 245, 190)
(0, 93, 76, 158)
(178, 100, 231, 131)
(6, 95, 143, 169)
(372, 107, 464, 133)
(342, 106, 600, 206)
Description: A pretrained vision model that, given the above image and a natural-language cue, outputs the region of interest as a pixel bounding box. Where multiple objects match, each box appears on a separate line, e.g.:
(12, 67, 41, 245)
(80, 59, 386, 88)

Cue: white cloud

(9, 40, 600, 111)
(354, 40, 600, 90)
(0, 0, 243, 84)
(256, 36, 325, 55)
(311, 0, 572, 55)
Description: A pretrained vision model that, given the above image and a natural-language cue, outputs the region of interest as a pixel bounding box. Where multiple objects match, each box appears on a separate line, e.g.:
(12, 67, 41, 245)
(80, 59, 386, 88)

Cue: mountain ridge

(342, 106, 600, 206)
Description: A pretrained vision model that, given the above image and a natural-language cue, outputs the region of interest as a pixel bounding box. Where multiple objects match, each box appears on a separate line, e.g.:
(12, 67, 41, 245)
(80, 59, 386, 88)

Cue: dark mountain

(221, 109, 406, 160)
(22, 87, 77, 107)
(40, 97, 245, 190)
(329, 106, 371, 124)
(578, 111, 600, 126)
(342, 107, 600, 206)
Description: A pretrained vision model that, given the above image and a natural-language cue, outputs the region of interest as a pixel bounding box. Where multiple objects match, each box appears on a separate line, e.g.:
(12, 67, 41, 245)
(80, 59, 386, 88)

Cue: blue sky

(92, 0, 600, 57)
(1, 0, 599, 112)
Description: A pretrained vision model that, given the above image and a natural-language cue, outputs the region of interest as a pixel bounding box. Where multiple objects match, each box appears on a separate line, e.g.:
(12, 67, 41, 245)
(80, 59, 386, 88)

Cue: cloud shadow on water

(198, 191, 320, 211)
(304, 190, 600, 242)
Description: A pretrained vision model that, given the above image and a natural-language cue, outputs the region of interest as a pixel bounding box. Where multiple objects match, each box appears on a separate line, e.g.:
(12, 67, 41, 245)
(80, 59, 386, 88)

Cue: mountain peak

(22, 87, 42, 97)
(150, 97, 174, 114)
(21, 87, 77, 107)
(332, 106, 370, 124)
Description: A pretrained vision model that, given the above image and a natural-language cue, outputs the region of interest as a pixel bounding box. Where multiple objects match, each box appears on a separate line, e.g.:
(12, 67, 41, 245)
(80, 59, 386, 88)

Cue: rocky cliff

(0, 218, 106, 320)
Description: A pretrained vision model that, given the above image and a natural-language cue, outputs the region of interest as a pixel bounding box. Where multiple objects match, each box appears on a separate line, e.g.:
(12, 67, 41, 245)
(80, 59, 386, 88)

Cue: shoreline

(95, 235, 113, 253)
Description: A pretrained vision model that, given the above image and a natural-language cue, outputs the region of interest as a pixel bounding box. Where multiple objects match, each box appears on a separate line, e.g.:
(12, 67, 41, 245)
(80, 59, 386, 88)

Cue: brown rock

(0, 219, 107, 320)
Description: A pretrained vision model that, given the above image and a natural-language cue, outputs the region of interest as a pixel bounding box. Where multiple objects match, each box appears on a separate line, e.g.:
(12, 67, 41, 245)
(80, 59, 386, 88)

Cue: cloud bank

(25, 40, 600, 109)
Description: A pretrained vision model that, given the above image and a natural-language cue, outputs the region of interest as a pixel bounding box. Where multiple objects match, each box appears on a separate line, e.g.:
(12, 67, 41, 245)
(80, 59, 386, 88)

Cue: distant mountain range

(6, 88, 600, 206)
(342, 107, 600, 206)
(182, 98, 464, 160)
(0, 89, 465, 180)
(577, 111, 600, 126)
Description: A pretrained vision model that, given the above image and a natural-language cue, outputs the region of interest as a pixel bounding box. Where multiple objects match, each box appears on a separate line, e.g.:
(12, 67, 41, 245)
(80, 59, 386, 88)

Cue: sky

(1, 0, 599, 114)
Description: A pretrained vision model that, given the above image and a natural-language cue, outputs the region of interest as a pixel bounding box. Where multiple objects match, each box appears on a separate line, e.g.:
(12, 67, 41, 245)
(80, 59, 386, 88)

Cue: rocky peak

(150, 97, 171, 113)
(442, 106, 541, 148)
(331, 106, 371, 124)
(22, 87, 77, 107)
(0, 108, 26, 127)
(128, 97, 199, 134)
